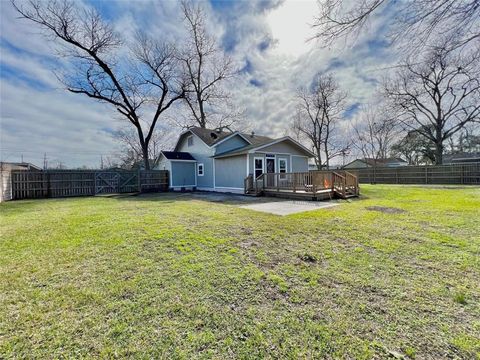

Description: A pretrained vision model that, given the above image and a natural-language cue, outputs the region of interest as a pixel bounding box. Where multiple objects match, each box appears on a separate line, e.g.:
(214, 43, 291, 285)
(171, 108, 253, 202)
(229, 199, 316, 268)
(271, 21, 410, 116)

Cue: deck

(244, 170, 359, 200)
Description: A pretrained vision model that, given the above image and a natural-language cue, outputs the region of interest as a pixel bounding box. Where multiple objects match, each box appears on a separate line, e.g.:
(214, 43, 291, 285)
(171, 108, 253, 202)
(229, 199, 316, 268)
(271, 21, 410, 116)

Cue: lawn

(0, 185, 479, 359)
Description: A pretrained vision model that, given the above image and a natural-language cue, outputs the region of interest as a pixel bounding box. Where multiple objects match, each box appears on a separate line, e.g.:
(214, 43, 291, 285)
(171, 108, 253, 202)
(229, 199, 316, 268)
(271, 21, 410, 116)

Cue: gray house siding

(215, 135, 249, 155)
(214, 155, 247, 189)
(291, 156, 309, 172)
(171, 161, 196, 187)
(176, 133, 214, 189)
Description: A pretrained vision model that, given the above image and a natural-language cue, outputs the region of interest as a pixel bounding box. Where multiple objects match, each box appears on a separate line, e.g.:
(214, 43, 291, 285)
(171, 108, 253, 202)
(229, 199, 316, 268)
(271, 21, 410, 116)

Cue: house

(443, 152, 480, 164)
(156, 127, 315, 192)
(0, 162, 42, 202)
(343, 157, 408, 169)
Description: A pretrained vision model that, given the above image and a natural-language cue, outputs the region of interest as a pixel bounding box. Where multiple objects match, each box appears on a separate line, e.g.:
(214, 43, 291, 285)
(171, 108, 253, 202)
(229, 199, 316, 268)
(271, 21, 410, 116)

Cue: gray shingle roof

(161, 151, 196, 161)
(189, 127, 234, 146)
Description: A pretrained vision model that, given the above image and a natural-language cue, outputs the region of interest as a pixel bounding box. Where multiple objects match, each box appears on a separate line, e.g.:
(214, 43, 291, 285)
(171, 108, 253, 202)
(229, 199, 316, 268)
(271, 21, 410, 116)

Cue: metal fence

(6, 169, 169, 201)
(351, 162, 480, 185)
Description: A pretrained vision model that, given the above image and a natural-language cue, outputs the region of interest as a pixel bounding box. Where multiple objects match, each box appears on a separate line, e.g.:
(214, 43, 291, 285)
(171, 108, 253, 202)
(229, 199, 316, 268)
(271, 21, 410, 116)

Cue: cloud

(1, 0, 399, 167)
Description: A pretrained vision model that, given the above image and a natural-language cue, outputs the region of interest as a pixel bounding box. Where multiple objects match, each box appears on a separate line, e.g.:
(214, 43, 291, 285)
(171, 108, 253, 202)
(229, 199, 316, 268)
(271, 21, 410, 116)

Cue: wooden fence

(7, 169, 169, 200)
(351, 162, 480, 185)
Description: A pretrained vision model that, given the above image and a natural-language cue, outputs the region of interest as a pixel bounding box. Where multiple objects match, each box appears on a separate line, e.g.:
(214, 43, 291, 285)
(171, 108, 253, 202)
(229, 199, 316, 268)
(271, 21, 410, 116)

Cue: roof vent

(250, 131, 255, 137)
(210, 132, 218, 139)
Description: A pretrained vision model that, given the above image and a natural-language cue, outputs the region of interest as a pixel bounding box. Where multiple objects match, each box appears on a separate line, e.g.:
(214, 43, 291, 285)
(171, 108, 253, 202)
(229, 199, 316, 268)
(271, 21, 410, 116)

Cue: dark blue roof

(162, 151, 195, 161)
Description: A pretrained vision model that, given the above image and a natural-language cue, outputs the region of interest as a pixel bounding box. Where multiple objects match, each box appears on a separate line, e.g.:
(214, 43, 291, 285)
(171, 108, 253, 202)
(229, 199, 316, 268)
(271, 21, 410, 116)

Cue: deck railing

(245, 170, 359, 198)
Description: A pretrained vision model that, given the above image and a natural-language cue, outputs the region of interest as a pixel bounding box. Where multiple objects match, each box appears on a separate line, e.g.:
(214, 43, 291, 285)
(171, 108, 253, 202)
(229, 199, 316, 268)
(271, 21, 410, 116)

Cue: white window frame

(187, 135, 193, 147)
(197, 163, 204, 176)
(278, 158, 287, 179)
(254, 156, 264, 179)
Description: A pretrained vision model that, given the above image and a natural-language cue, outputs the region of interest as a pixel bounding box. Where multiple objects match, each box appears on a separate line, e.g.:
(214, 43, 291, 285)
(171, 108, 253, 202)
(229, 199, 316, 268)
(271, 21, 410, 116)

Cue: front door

(266, 158, 275, 187)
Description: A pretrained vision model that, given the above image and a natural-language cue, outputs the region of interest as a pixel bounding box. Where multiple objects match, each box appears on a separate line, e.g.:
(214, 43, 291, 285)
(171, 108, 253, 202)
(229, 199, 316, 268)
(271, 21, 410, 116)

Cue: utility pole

(43, 152, 48, 170)
(21, 154, 24, 163)
(100, 155, 104, 170)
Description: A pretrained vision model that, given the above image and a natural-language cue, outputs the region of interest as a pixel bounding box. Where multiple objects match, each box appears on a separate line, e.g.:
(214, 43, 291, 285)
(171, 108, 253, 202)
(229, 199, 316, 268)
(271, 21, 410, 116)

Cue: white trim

(265, 156, 276, 174)
(254, 156, 264, 179)
(169, 159, 197, 163)
(291, 155, 309, 158)
(197, 163, 204, 176)
(246, 153, 250, 176)
(289, 154, 292, 172)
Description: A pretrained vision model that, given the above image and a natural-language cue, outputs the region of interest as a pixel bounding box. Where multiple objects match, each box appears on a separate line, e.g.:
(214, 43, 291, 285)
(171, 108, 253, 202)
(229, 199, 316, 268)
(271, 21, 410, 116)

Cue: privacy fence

(352, 162, 480, 185)
(2, 169, 169, 201)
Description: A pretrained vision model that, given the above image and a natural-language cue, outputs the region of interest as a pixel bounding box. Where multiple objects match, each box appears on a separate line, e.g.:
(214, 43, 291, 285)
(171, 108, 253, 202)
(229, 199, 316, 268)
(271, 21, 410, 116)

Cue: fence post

(425, 166, 428, 184)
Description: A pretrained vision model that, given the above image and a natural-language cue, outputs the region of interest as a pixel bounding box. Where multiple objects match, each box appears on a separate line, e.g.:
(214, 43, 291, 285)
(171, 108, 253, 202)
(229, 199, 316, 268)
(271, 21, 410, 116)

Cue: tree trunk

(136, 126, 150, 170)
(434, 142, 443, 165)
(324, 143, 329, 170)
(142, 144, 150, 170)
(315, 146, 322, 170)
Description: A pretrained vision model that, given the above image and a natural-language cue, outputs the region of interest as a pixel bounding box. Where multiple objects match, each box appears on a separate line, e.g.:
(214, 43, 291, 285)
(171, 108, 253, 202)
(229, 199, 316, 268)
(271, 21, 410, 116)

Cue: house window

(197, 163, 204, 176)
(279, 158, 287, 179)
(254, 157, 264, 179)
(187, 135, 193, 147)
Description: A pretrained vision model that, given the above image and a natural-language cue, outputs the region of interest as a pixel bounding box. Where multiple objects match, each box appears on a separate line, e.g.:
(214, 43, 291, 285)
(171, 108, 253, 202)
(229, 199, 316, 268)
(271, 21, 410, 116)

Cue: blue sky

(0, 0, 396, 167)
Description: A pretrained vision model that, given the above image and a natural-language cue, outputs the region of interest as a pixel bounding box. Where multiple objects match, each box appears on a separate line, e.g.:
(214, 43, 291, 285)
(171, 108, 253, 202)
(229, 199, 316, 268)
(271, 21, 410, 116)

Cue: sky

(0, 0, 397, 168)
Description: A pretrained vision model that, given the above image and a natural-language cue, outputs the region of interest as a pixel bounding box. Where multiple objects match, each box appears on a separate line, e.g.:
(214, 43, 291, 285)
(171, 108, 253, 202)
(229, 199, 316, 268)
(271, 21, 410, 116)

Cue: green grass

(1, 185, 479, 359)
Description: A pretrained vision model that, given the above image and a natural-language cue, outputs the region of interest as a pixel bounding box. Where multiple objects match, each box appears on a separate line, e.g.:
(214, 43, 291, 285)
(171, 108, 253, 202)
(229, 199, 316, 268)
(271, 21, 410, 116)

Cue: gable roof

(213, 136, 315, 158)
(172, 127, 313, 158)
(174, 126, 275, 150)
(161, 151, 196, 161)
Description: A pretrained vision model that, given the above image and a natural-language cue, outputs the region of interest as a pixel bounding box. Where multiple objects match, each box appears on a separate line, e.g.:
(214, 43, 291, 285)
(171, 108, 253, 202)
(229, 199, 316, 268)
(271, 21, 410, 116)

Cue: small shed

(157, 151, 197, 190)
(0, 162, 42, 202)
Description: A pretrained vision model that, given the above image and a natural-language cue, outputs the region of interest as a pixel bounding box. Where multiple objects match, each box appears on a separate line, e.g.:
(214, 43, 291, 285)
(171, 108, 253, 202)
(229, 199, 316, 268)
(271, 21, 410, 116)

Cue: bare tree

(352, 105, 399, 165)
(13, 0, 186, 170)
(179, 0, 237, 128)
(293, 74, 349, 169)
(112, 126, 173, 169)
(312, 0, 480, 51)
(384, 47, 480, 164)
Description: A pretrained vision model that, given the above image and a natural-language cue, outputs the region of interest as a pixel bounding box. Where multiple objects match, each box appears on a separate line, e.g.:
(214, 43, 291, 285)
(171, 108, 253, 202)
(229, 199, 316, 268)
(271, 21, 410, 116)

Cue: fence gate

(94, 171, 139, 194)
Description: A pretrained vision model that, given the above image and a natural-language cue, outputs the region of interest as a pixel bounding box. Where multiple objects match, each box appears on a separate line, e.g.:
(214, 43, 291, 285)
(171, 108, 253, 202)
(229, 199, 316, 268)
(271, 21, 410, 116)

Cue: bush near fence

(351, 162, 480, 185)
(5, 169, 169, 201)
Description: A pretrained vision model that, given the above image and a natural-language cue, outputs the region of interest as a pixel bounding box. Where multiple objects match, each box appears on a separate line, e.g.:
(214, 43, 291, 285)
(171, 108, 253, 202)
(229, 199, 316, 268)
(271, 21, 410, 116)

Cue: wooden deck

(244, 170, 359, 200)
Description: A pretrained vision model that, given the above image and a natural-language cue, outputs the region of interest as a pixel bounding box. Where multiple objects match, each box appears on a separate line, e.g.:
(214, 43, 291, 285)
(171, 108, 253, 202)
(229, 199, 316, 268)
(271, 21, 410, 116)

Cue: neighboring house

(0, 162, 42, 202)
(157, 127, 314, 192)
(343, 158, 408, 169)
(443, 152, 480, 164)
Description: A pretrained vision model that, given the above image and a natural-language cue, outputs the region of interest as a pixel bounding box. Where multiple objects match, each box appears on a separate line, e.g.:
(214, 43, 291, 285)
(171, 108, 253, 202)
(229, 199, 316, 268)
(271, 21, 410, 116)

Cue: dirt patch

(366, 206, 407, 214)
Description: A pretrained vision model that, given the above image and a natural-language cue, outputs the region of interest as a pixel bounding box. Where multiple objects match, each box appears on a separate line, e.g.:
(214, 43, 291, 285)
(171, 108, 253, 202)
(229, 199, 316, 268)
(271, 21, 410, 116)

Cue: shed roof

(161, 151, 196, 161)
